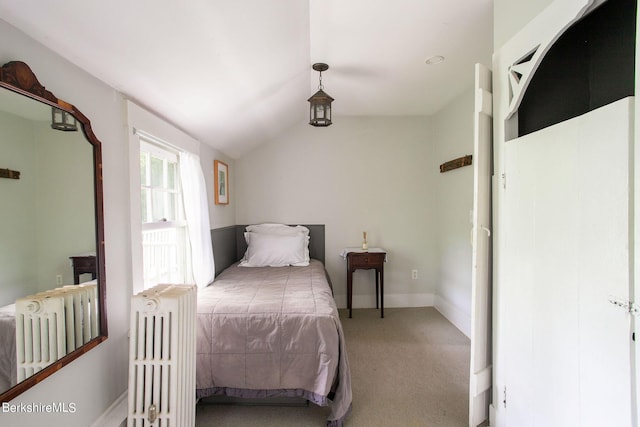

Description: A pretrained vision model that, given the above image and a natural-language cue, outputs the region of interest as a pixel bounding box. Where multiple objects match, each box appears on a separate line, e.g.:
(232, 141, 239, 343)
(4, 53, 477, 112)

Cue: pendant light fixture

(51, 107, 78, 131)
(308, 63, 334, 127)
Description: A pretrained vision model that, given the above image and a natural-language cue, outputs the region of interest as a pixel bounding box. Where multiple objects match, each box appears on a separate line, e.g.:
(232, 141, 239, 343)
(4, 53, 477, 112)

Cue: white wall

(432, 89, 475, 337)
(0, 113, 95, 302)
(0, 111, 38, 305)
(34, 123, 95, 289)
(200, 143, 235, 229)
(234, 96, 479, 332)
(235, 117, 438, 308)
(493, 0, 554, 48)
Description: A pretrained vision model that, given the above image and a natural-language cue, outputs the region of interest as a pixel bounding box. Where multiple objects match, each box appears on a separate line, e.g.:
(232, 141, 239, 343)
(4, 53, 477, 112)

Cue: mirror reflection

(0, 86, 98, 395)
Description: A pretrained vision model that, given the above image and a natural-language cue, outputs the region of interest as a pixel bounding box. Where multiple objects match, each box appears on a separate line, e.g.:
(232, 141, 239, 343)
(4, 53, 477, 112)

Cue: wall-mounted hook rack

(0, 168, 20, 179)
(439, 155, 472, 173)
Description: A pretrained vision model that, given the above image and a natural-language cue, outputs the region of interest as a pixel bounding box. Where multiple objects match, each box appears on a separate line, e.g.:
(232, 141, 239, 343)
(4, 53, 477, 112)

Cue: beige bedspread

(196, 259, 352, 426)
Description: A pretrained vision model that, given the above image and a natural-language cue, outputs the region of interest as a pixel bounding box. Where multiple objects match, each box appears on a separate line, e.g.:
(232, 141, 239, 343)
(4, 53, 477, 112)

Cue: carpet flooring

(195, 307, 470, 426)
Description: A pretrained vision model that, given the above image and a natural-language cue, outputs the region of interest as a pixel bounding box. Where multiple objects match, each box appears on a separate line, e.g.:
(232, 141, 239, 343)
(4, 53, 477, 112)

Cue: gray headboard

(211, 224, 325, 277)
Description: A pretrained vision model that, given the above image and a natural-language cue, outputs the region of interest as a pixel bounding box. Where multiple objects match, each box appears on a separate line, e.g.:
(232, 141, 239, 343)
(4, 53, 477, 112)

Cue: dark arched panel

(518, 0, 636, 137)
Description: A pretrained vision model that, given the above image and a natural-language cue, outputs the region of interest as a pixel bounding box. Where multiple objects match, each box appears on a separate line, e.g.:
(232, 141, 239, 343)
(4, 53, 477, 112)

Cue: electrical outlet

(56, 274, 63, 285)
(411, 269, 418, 280)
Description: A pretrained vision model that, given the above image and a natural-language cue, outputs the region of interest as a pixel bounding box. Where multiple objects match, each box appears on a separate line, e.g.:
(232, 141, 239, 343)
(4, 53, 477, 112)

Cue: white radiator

(59, 283, 99, 351)
(127, 284, 197, 427)
(15, 283, 98, 381)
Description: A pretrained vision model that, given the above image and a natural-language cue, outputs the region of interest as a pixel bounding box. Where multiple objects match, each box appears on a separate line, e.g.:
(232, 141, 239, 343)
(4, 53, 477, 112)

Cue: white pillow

(239, 232, 309, 267)
(246, 223, 309, 236)
(243, 224, 310, 264)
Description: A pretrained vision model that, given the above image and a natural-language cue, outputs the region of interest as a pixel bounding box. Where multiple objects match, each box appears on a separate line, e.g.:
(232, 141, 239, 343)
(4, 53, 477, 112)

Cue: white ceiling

(0, 0, 493, 158)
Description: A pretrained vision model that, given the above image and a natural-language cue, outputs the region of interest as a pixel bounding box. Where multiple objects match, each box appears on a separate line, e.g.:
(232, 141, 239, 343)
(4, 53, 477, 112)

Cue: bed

(197, 224, 352, 426)
(0, 303, 17, 392)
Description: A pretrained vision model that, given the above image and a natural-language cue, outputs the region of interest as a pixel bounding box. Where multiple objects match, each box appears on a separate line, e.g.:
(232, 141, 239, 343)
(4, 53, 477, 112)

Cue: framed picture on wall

(214, 160, 229, 205)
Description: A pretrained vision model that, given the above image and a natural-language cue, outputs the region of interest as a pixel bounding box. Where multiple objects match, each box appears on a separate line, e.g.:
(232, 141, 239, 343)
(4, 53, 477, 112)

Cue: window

(139, 140, 191, 289)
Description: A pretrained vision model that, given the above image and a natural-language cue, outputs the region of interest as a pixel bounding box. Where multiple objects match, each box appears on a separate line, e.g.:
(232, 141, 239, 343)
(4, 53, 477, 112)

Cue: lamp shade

(51, 107, 78, 131)
(308, 88, 334, 127)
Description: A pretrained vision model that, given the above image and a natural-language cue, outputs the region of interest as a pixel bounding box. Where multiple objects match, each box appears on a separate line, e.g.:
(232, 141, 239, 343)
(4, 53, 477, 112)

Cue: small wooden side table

(69, 255, 97, 284)
(345, 250, 387, 318)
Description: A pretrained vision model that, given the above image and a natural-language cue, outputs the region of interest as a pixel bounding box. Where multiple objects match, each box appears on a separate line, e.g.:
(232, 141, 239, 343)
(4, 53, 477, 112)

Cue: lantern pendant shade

(51, 107, 78, 131)
(308, 62, 334, 127)
(308, 88, 334, 127)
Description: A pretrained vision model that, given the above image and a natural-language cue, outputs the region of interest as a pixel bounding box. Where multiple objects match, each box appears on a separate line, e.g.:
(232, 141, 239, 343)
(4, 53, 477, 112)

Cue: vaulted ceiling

(0, 0, 493, 158)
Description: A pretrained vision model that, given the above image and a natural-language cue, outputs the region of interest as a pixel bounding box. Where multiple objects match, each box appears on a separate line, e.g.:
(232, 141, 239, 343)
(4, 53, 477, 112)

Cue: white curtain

(179, 151, 215, 287)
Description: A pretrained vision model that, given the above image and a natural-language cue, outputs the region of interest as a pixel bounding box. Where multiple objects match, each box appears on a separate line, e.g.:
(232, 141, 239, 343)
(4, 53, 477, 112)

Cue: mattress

(195, 259, 352, 426)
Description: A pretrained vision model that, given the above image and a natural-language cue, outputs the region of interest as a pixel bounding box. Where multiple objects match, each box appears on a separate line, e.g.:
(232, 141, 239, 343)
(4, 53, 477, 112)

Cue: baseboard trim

(348, 292, 434, 308)
(434, 295, 471, 338)
(384, 292, 434, 307)
(91, 391, 127, 427)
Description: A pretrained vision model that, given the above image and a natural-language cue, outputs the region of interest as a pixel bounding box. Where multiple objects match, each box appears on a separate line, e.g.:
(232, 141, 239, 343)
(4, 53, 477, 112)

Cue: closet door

(493, 0, 636, 426)
(503, 98, 633, 427)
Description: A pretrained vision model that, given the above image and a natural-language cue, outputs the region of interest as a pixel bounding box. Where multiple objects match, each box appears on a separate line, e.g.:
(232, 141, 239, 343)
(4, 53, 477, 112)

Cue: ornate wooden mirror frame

(0, 61, 107, 402)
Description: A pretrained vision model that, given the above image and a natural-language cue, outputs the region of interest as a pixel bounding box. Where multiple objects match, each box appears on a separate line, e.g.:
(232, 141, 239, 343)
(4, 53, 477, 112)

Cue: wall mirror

(0, 61, 107, 402)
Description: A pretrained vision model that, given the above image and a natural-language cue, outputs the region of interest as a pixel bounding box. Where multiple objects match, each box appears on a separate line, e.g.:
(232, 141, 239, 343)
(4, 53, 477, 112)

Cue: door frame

(469, 63, 493, 427)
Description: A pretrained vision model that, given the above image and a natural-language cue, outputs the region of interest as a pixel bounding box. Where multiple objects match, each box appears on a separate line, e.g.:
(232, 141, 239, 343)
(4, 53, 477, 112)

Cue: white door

(469, 63, 492, 427)
(491, 1, 638, 425)
(502, 98, 633, 427)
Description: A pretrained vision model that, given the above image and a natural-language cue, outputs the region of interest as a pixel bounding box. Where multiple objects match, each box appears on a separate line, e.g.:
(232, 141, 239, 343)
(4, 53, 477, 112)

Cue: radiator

(59, 283, 99, 351)
(15, 283, 98, 381)
(127, 284, 197, 427)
